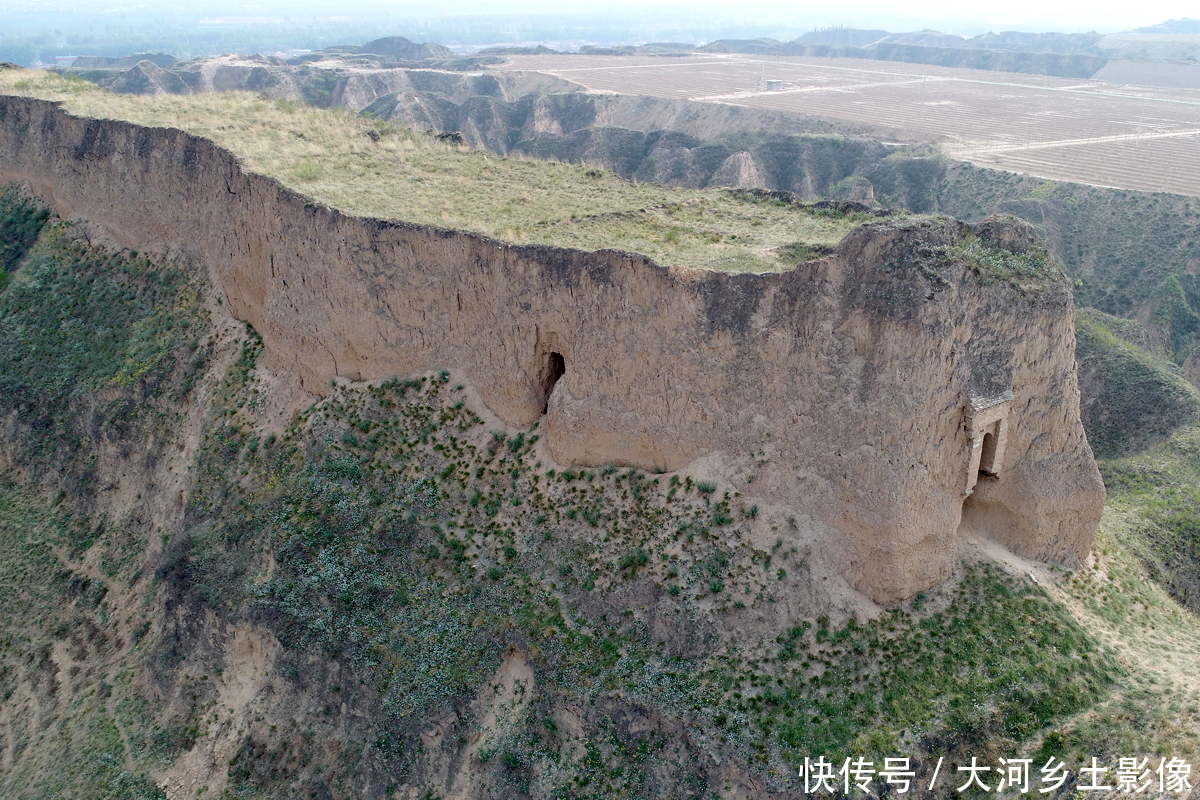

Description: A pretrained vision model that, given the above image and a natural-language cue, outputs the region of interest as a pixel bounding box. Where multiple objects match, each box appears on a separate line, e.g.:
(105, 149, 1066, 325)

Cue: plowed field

(506, 53, 1200, 196)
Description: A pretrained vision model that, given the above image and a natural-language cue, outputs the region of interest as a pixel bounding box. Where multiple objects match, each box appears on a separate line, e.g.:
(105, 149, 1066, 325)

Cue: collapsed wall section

(0, 96, 1105, 602)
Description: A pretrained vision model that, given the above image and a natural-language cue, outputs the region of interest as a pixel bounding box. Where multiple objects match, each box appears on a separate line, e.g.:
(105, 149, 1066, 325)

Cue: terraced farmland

(506, 53, 1200, 196)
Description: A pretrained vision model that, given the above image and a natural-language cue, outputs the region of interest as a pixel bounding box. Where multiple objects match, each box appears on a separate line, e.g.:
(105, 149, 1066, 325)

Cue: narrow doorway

(978, 430, 998, 477)
(541, 351, 565, 415)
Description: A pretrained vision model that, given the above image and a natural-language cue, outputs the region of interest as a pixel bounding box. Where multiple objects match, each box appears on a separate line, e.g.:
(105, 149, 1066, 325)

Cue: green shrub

(618, 548, 650, 574)
(934, 233, 1057, 285)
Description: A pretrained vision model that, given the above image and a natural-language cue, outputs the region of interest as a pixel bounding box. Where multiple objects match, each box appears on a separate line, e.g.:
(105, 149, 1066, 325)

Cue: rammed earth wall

(0, 96, 1104, 602)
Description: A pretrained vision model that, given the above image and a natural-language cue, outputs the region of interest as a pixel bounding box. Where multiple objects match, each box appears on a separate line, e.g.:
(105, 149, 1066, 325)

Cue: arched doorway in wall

(978, 430, 999, 477)
(961, 423, 1009, 541)
(960, 393, 1015, 540)
(963, 394, 1012, 496)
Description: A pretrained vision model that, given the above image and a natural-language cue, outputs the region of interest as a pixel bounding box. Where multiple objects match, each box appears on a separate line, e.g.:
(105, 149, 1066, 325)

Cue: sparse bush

(618, 548, 650, 574)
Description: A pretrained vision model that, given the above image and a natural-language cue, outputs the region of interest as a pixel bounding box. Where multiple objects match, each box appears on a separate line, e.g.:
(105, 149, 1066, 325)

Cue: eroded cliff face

(0, 96, 1104, 602)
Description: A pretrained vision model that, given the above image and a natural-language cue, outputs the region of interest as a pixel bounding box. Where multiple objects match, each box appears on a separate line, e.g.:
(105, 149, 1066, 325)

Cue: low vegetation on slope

(1102, 427, 1200, 613)
(1075, 308, 1200, 458)
(0, 70, 876, 274)
(177, 356, 1124, 791)
(0, 185, 49, 289)
(0, 194, 206, 797)
(0, 484, 168, 798)
(1078, 311, 1200, 612)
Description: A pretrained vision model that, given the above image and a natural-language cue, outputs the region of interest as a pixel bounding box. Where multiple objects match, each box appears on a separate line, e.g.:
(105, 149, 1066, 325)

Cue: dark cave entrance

(542, 351, 565, 415)
(978, 431, 998, 477)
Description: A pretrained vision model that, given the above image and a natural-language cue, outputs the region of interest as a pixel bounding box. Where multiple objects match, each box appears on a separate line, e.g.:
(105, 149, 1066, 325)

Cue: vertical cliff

(0, 96, 1103, 602)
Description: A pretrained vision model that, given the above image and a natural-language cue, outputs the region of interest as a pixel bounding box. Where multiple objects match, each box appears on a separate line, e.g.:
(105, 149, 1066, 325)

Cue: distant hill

(1134, 18, 1200, 34)
(969, 31, 1104, 53)
(69, 52, 177, 69)
(359, 36, 454, 61)
(698, 38, 782, 54)
(794, 28, 888, 46)
(873, 29, 970, 48)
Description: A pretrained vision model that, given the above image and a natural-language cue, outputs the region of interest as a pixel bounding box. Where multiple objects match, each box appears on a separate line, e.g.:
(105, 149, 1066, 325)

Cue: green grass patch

(0, 212, 202, 401)
(934, 232, 1059, 287)
(0, 185, 50, 288)
(723, 565, 1118, 764)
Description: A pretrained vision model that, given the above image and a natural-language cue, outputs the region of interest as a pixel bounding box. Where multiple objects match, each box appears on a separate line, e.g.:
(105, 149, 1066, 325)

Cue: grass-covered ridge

(0, 70, 878, 273)
(1072, 309, 1200, 616)
(1100, 424, 1200, 614)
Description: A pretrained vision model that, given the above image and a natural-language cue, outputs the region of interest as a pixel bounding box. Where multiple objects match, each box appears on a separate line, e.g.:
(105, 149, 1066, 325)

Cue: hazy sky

(2, 0, 1196, 34)
(380, 0, 1195, 34)
(717, 0, 1195, 33)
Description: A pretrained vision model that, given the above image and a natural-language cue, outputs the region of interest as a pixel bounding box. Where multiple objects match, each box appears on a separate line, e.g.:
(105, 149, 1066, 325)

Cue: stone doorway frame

(964, 391, 1013, 496)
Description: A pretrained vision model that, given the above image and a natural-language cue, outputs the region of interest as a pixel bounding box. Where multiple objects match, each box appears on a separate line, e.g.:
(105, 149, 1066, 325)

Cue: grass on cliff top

(0, 70, 875, 273)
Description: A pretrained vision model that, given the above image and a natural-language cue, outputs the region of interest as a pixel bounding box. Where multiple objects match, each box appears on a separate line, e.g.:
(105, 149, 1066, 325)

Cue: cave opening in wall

(542, 351, 565, 414)
(979, 430, 998, 477)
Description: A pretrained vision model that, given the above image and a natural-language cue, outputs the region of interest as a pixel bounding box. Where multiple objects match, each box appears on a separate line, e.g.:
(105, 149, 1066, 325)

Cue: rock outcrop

(0, 96, 1104, 602)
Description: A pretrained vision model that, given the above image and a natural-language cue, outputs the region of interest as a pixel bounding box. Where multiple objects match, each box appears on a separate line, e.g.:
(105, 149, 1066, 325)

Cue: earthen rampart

(0, 96, 1105, 602)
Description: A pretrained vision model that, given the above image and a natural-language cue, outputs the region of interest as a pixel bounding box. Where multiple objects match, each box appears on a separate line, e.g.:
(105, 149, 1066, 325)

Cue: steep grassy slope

(0, 193, 207, 798)
(183, 365, 1120, 785)
(0, 484, 169, 798)
(0, 186, 49, 289)
(1072, 309, 1200, 613)
(0, 70, 872, 275)
(938, 164, 1200, 356)
(1075, 309, 1200, 458)
(1102, 428, 1200, 613)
